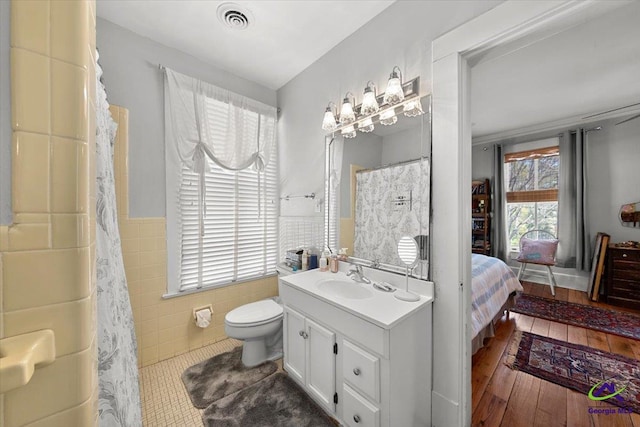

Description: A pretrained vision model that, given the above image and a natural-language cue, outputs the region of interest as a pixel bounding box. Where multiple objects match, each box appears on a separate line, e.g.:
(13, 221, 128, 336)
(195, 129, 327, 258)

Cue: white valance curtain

(164, 68, 277, 174)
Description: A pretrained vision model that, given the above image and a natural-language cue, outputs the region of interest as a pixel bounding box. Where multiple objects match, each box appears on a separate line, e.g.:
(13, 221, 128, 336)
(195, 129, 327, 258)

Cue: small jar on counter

(329, 255, 339, 273)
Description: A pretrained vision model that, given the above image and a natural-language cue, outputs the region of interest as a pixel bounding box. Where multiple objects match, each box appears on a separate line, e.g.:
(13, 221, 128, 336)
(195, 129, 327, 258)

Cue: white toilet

(224, 298, 283, 367)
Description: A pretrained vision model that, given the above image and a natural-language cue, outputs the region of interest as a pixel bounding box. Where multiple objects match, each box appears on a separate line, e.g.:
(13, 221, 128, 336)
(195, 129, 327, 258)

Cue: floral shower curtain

(96, 54, 142, 426)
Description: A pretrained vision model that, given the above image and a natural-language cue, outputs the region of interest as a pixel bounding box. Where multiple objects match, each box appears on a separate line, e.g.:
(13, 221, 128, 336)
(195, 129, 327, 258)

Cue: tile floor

(139, 338, 242, 426)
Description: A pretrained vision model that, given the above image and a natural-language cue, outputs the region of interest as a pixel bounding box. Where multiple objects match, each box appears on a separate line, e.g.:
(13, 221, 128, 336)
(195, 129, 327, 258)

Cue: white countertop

(279, 268, 433, 329)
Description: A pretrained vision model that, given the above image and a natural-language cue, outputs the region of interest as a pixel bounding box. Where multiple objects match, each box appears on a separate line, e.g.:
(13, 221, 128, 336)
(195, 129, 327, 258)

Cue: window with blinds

(178, 151, 278, 291)
(504, 145, 559, 250)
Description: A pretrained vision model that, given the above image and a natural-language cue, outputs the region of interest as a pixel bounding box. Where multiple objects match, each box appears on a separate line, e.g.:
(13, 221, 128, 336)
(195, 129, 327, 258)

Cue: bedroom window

(504, 145, 559, 251)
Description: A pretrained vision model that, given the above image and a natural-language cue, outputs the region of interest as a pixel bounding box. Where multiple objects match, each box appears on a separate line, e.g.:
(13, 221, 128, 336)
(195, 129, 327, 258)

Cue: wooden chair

(516, 229, 559, 296)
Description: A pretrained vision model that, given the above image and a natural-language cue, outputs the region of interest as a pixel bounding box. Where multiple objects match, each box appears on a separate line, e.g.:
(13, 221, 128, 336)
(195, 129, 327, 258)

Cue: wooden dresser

(605, 245, 640, 310)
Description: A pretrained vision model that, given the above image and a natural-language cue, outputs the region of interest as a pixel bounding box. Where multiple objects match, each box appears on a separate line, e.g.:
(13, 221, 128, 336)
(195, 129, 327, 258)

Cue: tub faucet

(347, 265, 371, 284)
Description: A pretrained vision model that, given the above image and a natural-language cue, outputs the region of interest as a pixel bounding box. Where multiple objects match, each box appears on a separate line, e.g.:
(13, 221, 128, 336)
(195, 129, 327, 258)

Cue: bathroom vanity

(278, 265, 433, 427)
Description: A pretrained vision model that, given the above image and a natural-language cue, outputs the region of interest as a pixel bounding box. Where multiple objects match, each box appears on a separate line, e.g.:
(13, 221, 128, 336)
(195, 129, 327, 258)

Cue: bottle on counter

(330, 255, 339, 273)
(319, 250, 329, 272)
(302, 249, 309, 271)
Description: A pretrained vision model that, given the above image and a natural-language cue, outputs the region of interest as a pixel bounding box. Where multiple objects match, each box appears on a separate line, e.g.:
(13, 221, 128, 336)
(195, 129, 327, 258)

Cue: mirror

(397, 235, 419, 265)
(395, 236, 420, 302)
(620, 202, 640, 228)
(326, 95, 431, 278)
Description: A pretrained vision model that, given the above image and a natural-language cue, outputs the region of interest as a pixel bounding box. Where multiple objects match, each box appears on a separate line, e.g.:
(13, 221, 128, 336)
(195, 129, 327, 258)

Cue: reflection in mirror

(395, 236, 420, 302)
(620, 201, 640, 228)
(327, 95, 431, 278)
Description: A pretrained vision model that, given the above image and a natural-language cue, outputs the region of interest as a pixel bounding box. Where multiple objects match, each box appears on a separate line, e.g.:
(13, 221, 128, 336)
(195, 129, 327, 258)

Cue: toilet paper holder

(193, 304, 213, 321)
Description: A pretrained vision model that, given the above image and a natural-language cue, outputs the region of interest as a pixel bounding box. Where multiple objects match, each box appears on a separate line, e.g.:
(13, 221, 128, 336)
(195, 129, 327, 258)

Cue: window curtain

(325, 136, 344, 251)
(492, 144, 507, 260)
(557, 129, 590, 270)
(164, 68, 277, 292)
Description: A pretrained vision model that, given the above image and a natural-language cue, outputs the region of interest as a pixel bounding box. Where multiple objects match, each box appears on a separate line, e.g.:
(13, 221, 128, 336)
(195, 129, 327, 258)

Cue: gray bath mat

(181, 346, 277, 409)
(202, 373, 336, 427)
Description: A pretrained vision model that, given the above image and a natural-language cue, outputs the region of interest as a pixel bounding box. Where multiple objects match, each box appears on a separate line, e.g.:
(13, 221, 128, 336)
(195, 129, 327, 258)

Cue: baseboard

(431, 391, 460, 427)
(509, 265, 589, 292)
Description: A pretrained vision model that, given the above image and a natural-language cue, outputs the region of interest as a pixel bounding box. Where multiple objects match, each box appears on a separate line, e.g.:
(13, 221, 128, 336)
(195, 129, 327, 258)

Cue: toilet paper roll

(195, 308, 211, 328)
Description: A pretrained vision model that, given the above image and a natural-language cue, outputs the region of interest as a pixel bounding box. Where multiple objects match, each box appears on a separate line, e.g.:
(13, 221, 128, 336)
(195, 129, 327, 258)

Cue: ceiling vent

(217, 3, 253, 30)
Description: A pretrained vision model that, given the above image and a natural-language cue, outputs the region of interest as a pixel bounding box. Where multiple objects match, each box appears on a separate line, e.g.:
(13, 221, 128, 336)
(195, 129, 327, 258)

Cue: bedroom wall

(96, 18, 277, 218)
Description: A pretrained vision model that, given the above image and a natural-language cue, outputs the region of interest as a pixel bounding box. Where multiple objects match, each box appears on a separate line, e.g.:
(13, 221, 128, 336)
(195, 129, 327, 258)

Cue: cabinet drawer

(612, 268, 640, 281)
(610, 249, 640, 262)
(343, 340, 380, 402)
(343, 384, 380, 427)
(611, 279, 640, 293)
(613, 260, 640, 278)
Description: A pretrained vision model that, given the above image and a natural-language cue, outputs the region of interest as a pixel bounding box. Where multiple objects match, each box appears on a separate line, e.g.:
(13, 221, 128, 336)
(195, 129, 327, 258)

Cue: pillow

(516, 237, 558, 265)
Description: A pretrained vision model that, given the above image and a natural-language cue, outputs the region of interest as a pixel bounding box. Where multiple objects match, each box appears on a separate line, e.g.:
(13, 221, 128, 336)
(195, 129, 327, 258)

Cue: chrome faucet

(347, 265, 371, 284)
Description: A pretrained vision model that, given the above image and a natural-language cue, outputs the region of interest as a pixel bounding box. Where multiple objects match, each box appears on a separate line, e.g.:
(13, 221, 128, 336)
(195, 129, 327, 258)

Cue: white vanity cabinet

(283, 306, 336, 413)
(279, 274, 432, 427)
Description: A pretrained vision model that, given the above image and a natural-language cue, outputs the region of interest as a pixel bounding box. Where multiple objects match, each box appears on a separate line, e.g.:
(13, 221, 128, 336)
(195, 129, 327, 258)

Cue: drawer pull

(353, 415, 361, 423)
(353, 368, 361, 376)
(622, 253, 628, 258)
(299, 331, 308, 339)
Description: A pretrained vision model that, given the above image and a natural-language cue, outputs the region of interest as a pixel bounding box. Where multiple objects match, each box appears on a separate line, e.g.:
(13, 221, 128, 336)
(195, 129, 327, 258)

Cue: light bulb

(361, 82, 379, 115)
(341, 125, 357, 138)
(358, 117, 374, 133)
(339, 95, 356, 125)
(379, 109, 397, 126)
(322, 107, 337, 131)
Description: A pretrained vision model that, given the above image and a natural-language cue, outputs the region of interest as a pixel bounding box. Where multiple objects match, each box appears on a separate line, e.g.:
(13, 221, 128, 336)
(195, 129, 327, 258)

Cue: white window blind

(178, 149, 278, 291)
(164, 68, 278, 295)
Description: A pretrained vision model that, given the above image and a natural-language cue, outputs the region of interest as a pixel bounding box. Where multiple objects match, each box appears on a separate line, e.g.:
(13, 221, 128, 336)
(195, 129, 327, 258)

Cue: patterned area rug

(202, 373, 335, 427)
(512, 293, 640, 340)
(506, 331, 640, 414)
(182, 346, 277, 408)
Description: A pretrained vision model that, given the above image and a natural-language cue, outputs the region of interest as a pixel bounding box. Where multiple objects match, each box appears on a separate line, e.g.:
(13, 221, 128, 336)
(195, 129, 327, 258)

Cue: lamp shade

(403, 98, 423, 117)
(361, 82, 379, 115)
(383, 67, 404, 105)
(339, 93, 356, 125)
(322, 106, 337, 131)
(379, 109, 397, 126)
(358, 117, 374, 133)
(341, 125, 356, 138)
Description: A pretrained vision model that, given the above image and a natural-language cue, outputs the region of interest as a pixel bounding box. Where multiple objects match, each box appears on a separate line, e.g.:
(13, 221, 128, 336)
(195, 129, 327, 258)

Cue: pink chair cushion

(516, 237, 558, 265)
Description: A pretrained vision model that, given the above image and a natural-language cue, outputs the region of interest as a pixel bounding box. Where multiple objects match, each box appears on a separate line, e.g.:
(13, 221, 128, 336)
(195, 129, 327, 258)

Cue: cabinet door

(283, 307, 306, 384)
(306, 318, 336, 412)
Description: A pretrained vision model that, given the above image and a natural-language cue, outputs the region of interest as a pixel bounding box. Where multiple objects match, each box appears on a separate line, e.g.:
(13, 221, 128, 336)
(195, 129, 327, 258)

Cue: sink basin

(316, 279, 373, 300)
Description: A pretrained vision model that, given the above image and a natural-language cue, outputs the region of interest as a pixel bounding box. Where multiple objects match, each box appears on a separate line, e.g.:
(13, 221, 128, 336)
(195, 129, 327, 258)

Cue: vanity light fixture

(379, 109, 397, 126)
(321, 71, 421, 138)
(383, 66, 404, 105)
(339, 92, 356, 125)
(361, 81, 379, 115)
(321, 102, 338, 132)
(341, 125, 357, 139)
(358, 117, 375, 133)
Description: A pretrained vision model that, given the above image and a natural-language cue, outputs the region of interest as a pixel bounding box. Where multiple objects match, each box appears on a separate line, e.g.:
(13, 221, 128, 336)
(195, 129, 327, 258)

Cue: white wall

(340, 133, 382, 217)
(381, 124, 424, 165)
(588, 117, 640, 243)
(96, 18, 277, 217)
(0, 0, 11, 225)
(276, 1, 502, 218)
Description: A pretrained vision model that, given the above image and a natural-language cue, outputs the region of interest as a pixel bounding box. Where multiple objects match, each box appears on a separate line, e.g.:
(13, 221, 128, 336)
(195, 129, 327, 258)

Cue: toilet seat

(225, 299, 283, 327)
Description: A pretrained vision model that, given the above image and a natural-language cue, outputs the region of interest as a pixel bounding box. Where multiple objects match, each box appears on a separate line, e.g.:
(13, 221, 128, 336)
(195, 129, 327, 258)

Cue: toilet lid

(225, 299, 283, 326)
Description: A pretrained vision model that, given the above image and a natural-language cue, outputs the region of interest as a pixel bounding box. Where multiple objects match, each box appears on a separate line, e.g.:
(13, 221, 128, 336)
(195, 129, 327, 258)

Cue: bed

(472, 253, 523, 354)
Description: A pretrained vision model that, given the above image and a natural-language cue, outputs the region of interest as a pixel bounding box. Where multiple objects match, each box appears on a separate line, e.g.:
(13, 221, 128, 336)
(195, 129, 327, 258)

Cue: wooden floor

(472, 282, 640, 427)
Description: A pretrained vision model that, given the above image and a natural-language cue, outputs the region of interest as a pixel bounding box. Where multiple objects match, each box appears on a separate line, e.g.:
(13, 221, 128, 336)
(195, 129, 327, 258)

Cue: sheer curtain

(557, 129, 590, 270)
(164, 68, 278, 293)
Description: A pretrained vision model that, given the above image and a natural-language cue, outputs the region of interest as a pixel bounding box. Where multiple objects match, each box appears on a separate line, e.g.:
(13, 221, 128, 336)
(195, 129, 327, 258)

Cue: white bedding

(471, 254, 523, 338)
